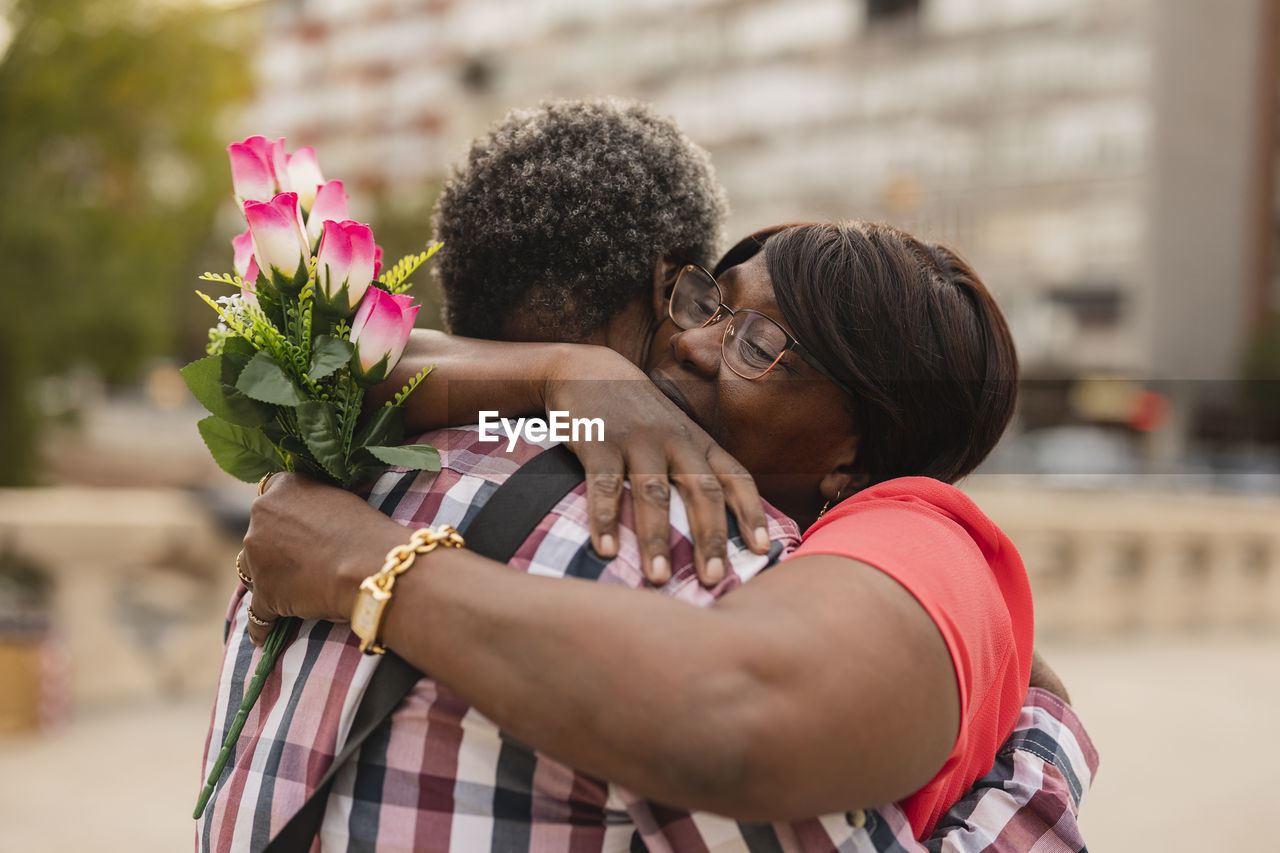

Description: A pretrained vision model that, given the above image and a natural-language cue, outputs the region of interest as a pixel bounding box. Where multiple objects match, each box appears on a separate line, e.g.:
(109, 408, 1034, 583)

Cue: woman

(242, 221, 1028, 839)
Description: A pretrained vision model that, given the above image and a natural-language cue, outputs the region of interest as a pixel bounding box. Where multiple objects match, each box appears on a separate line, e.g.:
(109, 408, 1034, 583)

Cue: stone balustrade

(0, 484, 1276, 727)
(0, 488, 239, 718)
(965, 482, 1280, 637)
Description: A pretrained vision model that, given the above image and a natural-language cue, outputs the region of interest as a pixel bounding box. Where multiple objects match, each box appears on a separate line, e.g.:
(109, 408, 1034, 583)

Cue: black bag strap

(266, 444, 585, 852)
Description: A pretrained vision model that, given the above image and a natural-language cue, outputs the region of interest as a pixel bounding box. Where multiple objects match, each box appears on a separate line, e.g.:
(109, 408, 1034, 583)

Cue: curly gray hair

(432, 97, 728, 340)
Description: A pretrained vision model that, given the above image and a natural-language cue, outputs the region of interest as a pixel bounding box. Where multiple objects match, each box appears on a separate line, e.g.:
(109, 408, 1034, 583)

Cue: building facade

(244, 0, 1276, 391)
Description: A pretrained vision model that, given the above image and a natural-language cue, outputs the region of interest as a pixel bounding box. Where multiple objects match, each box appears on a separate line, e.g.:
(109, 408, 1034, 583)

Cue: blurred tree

(0, 0, 251, 483)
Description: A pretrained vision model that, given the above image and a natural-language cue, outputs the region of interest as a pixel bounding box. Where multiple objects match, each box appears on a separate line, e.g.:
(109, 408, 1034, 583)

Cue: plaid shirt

(198, 427, 1098, 852)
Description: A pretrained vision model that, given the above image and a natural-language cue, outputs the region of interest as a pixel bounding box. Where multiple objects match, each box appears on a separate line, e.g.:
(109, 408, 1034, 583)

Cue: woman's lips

(648, 370, 704, 427)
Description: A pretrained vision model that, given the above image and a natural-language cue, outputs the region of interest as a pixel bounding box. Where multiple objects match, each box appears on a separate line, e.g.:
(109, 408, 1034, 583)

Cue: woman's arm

(242, 474, 958, 820)
(363, 329, 565, 426)
(367, 330, 772, 582)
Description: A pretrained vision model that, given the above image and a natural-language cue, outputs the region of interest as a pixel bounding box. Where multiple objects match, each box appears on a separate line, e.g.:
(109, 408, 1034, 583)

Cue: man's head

(432, 97, 727, 347)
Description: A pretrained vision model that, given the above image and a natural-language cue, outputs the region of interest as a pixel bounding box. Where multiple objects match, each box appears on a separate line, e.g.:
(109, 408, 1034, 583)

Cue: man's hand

(1028, 649, 1070, 704)
(544, 346, 771, 587)
(239, 473, 407, 646)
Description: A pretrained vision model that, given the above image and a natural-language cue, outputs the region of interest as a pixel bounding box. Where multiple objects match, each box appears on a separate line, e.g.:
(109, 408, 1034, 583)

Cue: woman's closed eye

(741, 338, 777, 367)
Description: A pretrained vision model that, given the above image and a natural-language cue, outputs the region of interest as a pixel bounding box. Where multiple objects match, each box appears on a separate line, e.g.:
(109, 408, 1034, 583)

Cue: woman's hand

(239, 473, 408, 645)
(544, 346, 771, 586)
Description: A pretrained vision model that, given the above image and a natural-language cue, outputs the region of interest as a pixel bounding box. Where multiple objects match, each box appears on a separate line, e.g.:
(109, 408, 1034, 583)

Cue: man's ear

(652, 256, 683, 319)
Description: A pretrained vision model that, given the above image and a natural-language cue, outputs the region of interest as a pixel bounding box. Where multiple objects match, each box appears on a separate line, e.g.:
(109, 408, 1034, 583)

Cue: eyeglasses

(668, 264, 856, 398)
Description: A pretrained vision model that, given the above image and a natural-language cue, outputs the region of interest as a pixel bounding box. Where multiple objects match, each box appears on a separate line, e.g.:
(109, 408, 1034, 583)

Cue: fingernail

(706, 557, 724, 584)
(600, 534, 616, 556)
(753, 527, 769, 550)
(651, 556, 669, 583)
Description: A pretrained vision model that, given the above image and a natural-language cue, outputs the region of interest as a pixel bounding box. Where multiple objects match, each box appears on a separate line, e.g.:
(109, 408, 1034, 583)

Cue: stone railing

(1, 483, 1276, 727)
(0, 488, 239, 719)
(965, 482, 1280, 637)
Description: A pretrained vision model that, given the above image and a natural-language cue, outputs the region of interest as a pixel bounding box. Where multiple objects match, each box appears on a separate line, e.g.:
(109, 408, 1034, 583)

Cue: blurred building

(244, 0, 1279, 390)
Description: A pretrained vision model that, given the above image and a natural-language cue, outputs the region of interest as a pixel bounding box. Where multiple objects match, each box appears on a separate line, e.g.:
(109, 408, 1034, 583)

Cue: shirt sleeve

(921, 688, 1100, 852)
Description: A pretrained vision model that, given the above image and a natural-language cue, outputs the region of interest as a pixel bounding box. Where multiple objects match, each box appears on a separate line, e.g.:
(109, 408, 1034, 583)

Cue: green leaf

(196, 416, 285, 482)
(308, 336, 355, 382)
(366, 443, 441, 471)
(213, 337, 272, 425)
(353, 404, 404, 450)
(296, 400, 347, 481)
(236, 350, 307, 406)
(180, 354, 268, 428)
(180, 355, 230, 417)
(221, 334, 258, 362)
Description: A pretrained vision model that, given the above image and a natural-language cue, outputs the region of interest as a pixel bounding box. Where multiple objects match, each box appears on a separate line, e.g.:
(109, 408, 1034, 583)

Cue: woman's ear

(652, 256, 682, 319)
(818, 436, 866, 507)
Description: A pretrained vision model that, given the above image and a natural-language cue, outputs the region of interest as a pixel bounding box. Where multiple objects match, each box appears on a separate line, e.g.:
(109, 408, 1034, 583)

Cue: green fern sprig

(241, 301, 308, 382)
(299, 276, 315, 347)
(199, 272, 244, 288)
(338, 381, 364, 452)
(379, 243, 440, 295)
(387, 364, 434, 408)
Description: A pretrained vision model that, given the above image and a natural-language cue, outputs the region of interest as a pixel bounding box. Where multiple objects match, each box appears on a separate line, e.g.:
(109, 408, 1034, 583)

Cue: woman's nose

(670, 323, 722, 378)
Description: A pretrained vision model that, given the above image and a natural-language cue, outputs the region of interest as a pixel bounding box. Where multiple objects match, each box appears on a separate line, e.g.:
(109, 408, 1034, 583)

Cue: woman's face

(645, 252, 859, 524)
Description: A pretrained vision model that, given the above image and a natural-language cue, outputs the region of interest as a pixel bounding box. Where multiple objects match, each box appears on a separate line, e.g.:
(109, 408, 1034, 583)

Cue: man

(201, 98, 1097, 851)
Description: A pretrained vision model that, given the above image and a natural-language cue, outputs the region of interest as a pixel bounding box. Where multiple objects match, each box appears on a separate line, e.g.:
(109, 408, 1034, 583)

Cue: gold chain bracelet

(352, 524, 466, 654)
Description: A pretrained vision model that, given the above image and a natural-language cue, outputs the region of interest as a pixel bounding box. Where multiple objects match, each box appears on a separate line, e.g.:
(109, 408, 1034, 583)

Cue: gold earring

(818, 487, 844, 519)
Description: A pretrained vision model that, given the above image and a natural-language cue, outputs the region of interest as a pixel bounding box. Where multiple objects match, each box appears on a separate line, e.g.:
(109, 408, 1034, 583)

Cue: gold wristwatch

(351, 524, 465, 654)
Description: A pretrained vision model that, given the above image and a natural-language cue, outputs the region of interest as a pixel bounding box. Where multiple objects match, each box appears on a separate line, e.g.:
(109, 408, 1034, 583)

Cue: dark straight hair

(717, 222, 1018, 487)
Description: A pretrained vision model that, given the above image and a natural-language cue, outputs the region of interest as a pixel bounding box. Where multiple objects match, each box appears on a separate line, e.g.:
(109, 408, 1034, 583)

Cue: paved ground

(1042, 632, 1280, 853)
(1, 633, 1276, 851)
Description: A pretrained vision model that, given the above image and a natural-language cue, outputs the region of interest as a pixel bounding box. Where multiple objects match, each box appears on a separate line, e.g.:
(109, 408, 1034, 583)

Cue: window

(866, 0, 921, 23)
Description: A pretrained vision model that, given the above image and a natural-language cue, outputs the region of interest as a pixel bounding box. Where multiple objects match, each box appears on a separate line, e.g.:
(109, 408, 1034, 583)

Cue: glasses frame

(668, 264, 858, 398)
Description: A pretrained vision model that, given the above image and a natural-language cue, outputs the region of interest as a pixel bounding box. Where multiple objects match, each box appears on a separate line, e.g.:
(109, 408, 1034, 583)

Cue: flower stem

(192, 617, 296, 820)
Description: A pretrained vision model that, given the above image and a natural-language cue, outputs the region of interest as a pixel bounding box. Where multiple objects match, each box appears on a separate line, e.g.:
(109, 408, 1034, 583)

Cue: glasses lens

(724, 311, 789, 379)
(670, 266, 722, 329)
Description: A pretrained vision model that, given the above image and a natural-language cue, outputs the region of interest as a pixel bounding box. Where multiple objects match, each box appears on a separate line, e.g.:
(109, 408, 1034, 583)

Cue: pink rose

(316, 220, 376, 314)
(231, 229, 260, 289)
(227, 136, 287, 203)
(285, 146, 325, 212)
(243, 192, 309, 292)
(349, 288, 419, 385)
(305, 180, 349, 247)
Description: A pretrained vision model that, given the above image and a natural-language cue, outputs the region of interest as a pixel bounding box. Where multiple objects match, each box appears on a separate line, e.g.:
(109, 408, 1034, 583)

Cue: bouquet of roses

(187, 136, 439, 819)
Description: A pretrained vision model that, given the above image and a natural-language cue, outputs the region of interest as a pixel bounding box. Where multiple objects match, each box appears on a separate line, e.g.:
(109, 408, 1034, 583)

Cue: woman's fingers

(579, 442, 625, 560)
(707, 445, 772, 555)
(668, 444, 730, 586)
(626, 445, 676, 585)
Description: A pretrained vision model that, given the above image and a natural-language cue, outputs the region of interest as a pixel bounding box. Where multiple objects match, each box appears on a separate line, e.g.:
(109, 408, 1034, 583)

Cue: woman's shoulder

(781, 476, 1035, 839)
(793, 473, 1033, 694)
